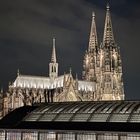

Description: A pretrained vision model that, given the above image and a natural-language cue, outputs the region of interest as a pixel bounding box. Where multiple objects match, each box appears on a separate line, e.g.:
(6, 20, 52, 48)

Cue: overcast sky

(0, 0, 140, 99)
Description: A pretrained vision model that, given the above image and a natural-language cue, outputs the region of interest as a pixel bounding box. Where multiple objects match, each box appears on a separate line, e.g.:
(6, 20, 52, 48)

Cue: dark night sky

(0, 0, 140, 99)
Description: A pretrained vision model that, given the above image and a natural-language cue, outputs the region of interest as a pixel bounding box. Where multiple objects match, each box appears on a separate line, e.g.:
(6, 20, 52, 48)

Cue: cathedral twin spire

(88, 12, 98, 52)
(103, 4, 115, 46)
(87, 3, 116, 55)
(89, 3, 115, 49)
(82, 4, 124, 100)
(49, 4, 124, 100)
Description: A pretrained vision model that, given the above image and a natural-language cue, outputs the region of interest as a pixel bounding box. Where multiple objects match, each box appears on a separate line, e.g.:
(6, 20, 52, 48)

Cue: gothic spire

(103, 3, 115, 46)
(17, 69, 20, 76)
(51, 38, 57, 63)
(88, 11, 98, 52)
(49, 37, 58, 78)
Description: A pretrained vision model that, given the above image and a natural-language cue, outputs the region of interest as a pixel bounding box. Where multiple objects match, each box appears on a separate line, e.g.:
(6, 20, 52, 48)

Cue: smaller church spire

(17, 69, 20, 76)
(49, 38, 58, 79)
(88, 11, 98, 52)
(69, 67, 72, 75)
(103, 3, 115, 46)
(51, 38, 57, 63)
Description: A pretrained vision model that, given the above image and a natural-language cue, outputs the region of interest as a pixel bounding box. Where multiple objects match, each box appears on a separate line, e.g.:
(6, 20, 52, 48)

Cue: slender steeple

(103, 3, 115, 46)
(82, 12, 98, 81)
(88, 12, 98, 52)
(51, 38, 57, 63)
(17, 69, 20, 76)
(49, 38, 58, 79)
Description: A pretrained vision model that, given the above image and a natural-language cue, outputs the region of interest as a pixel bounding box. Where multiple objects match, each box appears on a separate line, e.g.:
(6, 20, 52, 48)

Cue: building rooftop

(24, 100, 140, 123)
(1, 101, 140, 132)
(11, 74, 95, 91)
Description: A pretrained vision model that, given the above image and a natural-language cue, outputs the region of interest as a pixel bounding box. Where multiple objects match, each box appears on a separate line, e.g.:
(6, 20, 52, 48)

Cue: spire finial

(51, 37, 57, 63)
(17, 69, 20, 76)
(106, 3, 110, 10)
(53, 37, 55, 48)
(92, 11, 95, 18)
(69, 67, 72, 74)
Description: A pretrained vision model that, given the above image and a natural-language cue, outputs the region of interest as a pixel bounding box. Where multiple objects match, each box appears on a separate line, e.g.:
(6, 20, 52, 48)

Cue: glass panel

(125, 104, 137, 113)
(58, 133, 75, 140)
(7, 131, 21, 140)
(114, 103, 128, 113)
(72, 113, 90, 122)
(55, 114, 73, 121)
(0, 130, 5, 140)
(106, 103, 120, 113)
(62, 104, 78, 113)
(77, 134, 96, 140)
(68, 105, 82, 113)
(37, 104, 53, 113)
(39, 132, 48, 140)
(127, 134, 140, 140)
(119, 135, 127, 140)
(88, 103, 102, 113)
(25, 113, 41, 121)
(95, 103, 111, 113)
(120, 103, 133, 113)
(22, 132, 38, 140)
(89, 114, 109, 122)
(101, 103, 114, 113)
(50, 105, 66, 113)
(130, 114, 140, 122)
(81, 103, 96, 113)
(46, 132, 56, 140)
(109, 114, 129, 122)
(42, 104, 60, 113)
(97, 134, 118, 140)
(134, 105, 140, 113)
(39, 132, 56, 140)
(39, 113, 56, 121)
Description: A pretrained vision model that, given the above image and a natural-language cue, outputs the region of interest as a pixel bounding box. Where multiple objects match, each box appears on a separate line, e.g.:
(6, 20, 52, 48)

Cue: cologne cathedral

(0, 5, 124, 118)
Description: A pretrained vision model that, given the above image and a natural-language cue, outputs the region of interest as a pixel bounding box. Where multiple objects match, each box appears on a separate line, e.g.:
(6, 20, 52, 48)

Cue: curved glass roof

(23, 101, 140, 123)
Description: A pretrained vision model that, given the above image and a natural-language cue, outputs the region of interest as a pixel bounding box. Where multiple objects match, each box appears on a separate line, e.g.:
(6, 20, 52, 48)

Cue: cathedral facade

(82, 4, 124, 101)
(0, 5, 124, 118)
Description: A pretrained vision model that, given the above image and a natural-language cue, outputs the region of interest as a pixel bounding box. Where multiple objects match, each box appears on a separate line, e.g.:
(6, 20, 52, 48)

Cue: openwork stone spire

(88, 12, 98, 52)
(49, 38, 58, 79)
(51, 38, 57, 63)
(103, 3, 115, 45)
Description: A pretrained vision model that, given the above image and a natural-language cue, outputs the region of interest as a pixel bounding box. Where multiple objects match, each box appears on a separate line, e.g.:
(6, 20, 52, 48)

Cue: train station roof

(1, 101, 140, 132)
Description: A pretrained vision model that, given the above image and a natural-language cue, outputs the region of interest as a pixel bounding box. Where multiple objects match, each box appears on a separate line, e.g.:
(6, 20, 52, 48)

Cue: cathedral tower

(82, 12, 99, 82)
(82, 4, 124, 100)
(103, 4, 115, 46)
(99, 4, 124, 100)
(49, 38, 58, 79)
